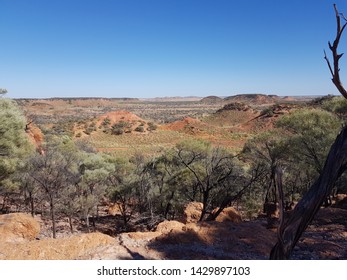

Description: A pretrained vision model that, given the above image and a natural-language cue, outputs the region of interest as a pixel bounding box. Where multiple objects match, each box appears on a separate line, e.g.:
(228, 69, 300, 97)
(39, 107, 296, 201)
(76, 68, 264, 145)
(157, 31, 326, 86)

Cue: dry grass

(89, 129, 193, 157)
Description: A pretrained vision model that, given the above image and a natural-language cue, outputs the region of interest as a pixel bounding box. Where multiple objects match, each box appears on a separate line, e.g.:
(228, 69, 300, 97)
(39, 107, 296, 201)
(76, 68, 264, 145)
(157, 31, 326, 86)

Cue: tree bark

(29, 193, 35, 217)
(68, 216, 74, 233)
(206, 185, 248, 221)
(50, 198, 56, 239)
(270, 125, 347, 259)
(199, 189, 210, 221)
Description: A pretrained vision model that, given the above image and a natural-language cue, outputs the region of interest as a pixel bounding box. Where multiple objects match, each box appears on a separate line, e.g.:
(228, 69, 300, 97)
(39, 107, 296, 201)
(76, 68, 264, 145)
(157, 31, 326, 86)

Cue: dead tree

(324, 4, 347, 99)
(270, 4, 347, 259)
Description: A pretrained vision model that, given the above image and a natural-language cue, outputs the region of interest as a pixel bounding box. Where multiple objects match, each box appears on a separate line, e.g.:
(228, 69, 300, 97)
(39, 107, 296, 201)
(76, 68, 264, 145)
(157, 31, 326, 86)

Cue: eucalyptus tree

(0, 98, 33, 182)
(0, 98, 33, 210)
(107, 157, 139, 229)
(77, 152, 114, 230)
(169, 140, 247, 221)
(243, 109, 342, 220)
(270, 4, 347, 259)
(276, 109, 341, 174)
(144, 153, 190, 220)
(25, 136, 81, 238)
(242, 131, 289, 209)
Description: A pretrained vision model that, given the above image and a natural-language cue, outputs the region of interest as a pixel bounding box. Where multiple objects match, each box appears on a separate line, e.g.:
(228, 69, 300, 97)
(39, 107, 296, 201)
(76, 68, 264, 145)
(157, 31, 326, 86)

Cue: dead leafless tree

(270, 4, 347, 259)
(324, 4, 347, 99)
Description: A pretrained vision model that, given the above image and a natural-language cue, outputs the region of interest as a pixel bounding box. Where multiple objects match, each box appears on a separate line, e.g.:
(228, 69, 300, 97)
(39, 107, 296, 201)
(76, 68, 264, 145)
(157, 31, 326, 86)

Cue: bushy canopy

(0, 98, 33, 182)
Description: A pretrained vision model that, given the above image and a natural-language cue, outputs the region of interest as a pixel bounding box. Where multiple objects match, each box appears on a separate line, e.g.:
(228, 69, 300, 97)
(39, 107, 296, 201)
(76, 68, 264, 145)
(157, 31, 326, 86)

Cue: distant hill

(200, 96, 223, 104)
(224, 94, 282, 105)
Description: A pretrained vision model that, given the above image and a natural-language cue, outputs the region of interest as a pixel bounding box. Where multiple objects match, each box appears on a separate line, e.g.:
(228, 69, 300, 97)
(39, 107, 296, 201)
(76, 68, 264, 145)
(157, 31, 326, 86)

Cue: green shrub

(135, 126, 145, 132)
(84, 127, 94, 135)
(112, 127, 124, 135)
(118, 121, 129, 128)
(102, 117, 111, 126)
(147, 122, 157, 131)
(261, 107, 274, 117)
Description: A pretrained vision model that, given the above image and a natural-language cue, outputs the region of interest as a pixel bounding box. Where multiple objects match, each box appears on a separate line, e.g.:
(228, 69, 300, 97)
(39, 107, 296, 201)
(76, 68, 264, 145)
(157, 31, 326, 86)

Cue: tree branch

(324, 4, 347, 99)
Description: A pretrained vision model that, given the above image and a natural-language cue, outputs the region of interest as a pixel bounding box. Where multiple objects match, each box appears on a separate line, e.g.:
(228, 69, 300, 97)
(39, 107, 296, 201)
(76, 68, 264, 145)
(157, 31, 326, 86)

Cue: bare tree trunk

(68, 216, 74, 233)
(29, 192, 35, 217)
(270, 125, 347, 259)
(92, 215, 96, 230)
(206, 165, 265, 221)
(206, 187, 246, 221)
(164, 190, 175, 219)
(85, 212, 90, 232)
(199, 190, 209, 222)
(50, 198, 57, 239)
(1, 194, 8, 213)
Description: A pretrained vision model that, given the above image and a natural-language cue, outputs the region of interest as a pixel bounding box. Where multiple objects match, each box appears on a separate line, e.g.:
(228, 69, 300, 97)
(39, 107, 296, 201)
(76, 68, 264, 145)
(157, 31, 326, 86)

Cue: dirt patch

(25, 123, 44, 149)
(0, 232, 118, 260)
(291, 208, 347, 259)
(0, 208, 345, 259)
(161, 117, 207, 135)
(97, 111, 145, 126)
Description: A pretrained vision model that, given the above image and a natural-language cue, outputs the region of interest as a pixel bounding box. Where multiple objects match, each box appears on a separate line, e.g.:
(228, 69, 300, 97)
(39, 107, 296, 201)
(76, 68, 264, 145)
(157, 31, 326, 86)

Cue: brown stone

(183, 202, 203, 223)
(155, 220, 185, 234)
(333, 194, 347, 209)
(107, 203, 121, 216)
(0, 213, 40, 243)
(214, 207, 242, 223)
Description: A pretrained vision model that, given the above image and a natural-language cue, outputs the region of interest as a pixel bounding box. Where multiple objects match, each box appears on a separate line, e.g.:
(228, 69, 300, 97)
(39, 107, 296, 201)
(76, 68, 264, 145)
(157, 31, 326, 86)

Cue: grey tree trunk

(50, 198, 57, 239)
(270, 125, 347, 259)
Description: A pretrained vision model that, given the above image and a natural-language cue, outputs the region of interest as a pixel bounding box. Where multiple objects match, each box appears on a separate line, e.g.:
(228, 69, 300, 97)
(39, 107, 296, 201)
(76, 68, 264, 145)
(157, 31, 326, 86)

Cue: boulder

(333, 194, 347, 209)
(214, 207, 242, 223)
(107, 203, 121, 216)
(183, 202, 203, 223)
(0, 213, 40, 243)
(156, 220, 185, 234)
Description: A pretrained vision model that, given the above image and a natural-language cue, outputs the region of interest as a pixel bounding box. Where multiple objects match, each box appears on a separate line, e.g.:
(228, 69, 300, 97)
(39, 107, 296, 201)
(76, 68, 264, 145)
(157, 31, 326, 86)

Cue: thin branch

(324, 50, 334, 77)
(340, 12, 347, 22)
(324, 4, 347, 99)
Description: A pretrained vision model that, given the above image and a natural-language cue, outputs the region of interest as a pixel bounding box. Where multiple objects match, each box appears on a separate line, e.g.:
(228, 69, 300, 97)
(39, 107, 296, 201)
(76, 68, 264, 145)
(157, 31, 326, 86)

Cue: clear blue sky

(1, 0, 347, 98)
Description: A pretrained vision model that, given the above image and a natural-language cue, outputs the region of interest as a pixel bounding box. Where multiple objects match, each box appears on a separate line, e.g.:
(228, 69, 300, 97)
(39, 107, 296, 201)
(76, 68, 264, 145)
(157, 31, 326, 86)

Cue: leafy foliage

(322, 96, 347, 116)
(242, 108, 343, 213)
(167, 140, 247, 221)
(0, 98, 33, 183)
(276, 109, 341, 173)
